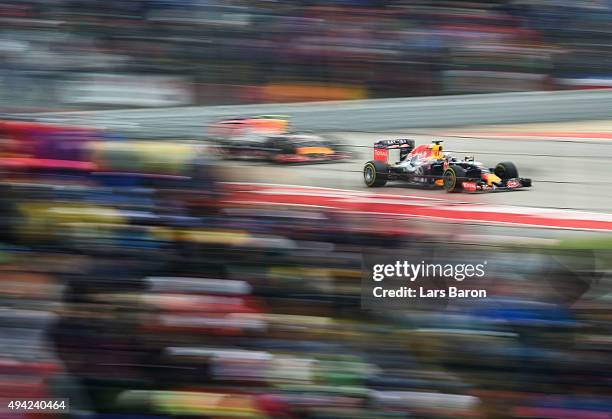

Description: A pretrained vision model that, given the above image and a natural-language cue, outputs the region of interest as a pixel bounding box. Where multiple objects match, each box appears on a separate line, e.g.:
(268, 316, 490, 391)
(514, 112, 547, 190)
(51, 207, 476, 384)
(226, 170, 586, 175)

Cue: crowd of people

(1, 0, 612, 109)
(0, 120, 610, 417)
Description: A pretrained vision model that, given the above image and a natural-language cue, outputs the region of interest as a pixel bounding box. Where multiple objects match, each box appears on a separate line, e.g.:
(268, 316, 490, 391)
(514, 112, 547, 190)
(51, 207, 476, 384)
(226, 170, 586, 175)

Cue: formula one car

(212, 133, 351, 163)
(363, 139, 531, 192)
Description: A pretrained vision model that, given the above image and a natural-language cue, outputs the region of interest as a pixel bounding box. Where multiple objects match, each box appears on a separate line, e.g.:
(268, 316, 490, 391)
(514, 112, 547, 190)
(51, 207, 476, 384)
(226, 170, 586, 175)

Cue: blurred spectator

(0, 120, 610, 418)
(1, 0, 612, 110)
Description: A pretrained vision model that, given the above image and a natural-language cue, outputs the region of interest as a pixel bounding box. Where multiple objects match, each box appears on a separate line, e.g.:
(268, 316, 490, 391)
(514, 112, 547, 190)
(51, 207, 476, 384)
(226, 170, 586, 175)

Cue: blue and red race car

(208, 115, 351, 163)
(363, 139, 532, 192)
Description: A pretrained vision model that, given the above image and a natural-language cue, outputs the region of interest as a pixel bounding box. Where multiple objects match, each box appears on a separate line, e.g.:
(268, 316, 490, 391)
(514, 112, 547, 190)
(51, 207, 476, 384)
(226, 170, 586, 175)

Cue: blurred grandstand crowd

(1, 120, 611, 417)
(2, 0, 612, 109)
(1, 0, 612, 417)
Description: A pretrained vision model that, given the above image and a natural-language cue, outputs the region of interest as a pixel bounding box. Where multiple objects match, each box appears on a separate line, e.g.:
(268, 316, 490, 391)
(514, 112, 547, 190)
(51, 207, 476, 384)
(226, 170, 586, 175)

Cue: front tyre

(494, 161, 519, 180)
(364, 160, 388, 187)
(443, 165, 467, 193)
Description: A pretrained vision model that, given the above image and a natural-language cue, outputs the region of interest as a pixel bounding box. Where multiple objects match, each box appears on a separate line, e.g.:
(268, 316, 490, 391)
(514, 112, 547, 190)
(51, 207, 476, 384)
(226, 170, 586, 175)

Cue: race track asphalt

(221, 126, 612, 213)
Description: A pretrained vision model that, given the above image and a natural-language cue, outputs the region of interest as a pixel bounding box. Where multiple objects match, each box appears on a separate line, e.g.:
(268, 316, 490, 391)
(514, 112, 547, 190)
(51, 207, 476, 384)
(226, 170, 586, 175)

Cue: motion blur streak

(1, 0, 612, 418)
(0, 118, 610, 418)
(2, 0, 612, 111)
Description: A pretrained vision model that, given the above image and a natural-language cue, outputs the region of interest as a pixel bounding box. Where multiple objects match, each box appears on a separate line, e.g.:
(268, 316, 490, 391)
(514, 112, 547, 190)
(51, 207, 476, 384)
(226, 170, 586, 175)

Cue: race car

(208, 115, 290, 138)
(212, 133, 351, 163)
(363, 139, 531, 192)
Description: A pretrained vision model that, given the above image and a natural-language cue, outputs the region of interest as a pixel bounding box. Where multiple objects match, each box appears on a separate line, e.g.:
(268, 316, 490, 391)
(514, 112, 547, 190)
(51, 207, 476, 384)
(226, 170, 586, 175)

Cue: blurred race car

(208, 115, 290, 138)
(212, 133, 351, 163)
(363, 139, 531, 192)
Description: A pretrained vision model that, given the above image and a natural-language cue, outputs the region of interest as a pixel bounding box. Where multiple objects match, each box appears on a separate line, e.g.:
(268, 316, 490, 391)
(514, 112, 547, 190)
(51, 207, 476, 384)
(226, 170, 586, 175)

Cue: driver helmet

(399, 144, 411, 161)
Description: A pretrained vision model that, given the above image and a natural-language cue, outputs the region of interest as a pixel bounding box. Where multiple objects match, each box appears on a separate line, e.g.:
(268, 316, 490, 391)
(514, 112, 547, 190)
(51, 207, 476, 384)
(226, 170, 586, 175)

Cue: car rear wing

(373, 139, 415, 163)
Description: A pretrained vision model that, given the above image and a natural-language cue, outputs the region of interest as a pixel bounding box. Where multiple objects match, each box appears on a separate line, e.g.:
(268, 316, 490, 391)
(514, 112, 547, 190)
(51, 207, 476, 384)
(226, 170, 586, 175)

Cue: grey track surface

(222, 130, 612, 213)
(25, 89, 612, 136)
(19, 90, 612, 222)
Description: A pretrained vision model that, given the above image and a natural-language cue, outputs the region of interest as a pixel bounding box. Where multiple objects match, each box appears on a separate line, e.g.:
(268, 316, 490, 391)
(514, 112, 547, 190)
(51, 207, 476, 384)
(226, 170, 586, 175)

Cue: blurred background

(1, 1, 612, 419)
(1, 0, 612, 110)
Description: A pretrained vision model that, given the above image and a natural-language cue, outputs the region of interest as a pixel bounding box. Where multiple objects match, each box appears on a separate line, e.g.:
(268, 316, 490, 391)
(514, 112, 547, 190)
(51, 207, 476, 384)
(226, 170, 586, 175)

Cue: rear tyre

(443, 165, 467, 193)
(494, 161, 519, 180)
(364, 161, 388, 187)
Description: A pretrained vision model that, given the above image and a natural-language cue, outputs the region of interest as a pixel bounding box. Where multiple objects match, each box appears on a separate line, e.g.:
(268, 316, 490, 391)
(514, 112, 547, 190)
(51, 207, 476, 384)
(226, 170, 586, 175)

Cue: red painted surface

(373, 147, 388, 162)
(461, 181, 477, 192)
(224, 183, 612, 232)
